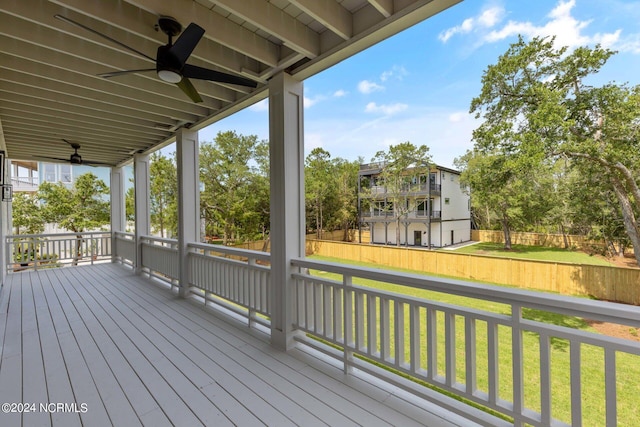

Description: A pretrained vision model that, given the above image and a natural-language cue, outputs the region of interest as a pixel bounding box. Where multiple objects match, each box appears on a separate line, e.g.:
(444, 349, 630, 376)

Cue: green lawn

(307, 254, 639, 426)
(451, 242, 615, 266)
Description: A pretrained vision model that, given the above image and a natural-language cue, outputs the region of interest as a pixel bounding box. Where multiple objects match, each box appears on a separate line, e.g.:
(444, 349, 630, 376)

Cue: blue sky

(198, 0, 640, 169)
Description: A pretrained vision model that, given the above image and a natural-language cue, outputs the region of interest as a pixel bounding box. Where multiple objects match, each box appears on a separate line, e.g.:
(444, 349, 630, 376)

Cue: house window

(43, 163, 56, 182)
(60, 164, 72, 183)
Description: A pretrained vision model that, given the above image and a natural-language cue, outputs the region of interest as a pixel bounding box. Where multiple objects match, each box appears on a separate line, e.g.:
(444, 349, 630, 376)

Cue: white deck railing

(291, 258, 640, 427)
(187, 242, 271, 327)
(6, 232, 111, 272)
(113, 231, 136, 266)
(106, 235, 640, 425)
(140, 235, 179, 286)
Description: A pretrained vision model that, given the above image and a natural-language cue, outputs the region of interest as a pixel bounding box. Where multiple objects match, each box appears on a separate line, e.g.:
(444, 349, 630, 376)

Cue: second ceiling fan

(55, 14, 258, 103)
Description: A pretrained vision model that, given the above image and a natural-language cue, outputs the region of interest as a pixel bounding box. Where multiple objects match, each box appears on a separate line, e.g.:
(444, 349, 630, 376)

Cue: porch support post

(269, 71, 304, 351)
(176, 128, 200, 297)
(134, 154, 150, 273)
(110, 166, 126, 263)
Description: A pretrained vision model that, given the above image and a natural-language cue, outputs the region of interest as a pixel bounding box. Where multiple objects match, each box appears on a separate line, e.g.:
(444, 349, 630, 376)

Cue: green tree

(372, 142, 432, 247)
(305, 148, 335, 239)
(455, 149, 552, 249)
(149, 152, 177, 238)
(11, 192, 44, 235)
(329, 157, 360, 241)
(38, 172, 110, 264)
(470, 36, 640, 265)
(200, 131, 269, 244)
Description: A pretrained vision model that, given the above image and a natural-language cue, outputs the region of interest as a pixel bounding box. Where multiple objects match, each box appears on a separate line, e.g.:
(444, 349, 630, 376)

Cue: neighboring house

(358, 162, 471, 247)
(10, 160, 39, 193)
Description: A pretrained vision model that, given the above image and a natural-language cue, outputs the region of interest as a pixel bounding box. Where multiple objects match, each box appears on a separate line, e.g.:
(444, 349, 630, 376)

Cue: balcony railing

(362, 183, 441, 196)
(88, 234, 640, 425)
(6, 231, 111, 272)
(290, 258, 640, 426)
(361, 210, 441, 219)
(11, 176, 39, 191)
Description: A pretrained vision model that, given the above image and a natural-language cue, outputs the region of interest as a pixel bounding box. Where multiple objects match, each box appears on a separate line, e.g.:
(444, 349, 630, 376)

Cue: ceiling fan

(36, 139, 114, 167)
(54, 14, 258, 103)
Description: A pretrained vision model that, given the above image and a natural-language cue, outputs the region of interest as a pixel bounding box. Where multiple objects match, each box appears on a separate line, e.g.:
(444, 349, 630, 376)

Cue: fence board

(305, 240, 640, 305)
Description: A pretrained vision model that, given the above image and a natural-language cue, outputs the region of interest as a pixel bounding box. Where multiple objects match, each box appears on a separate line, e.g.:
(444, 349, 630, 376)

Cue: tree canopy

(465, 36, 640, 264)
(38, 172, 110, 233)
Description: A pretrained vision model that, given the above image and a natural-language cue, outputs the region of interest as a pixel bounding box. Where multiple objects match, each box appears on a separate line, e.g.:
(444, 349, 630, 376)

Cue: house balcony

(2, 232, 639, 426)
(10, 176, 39, 193)
(362, 183, 442, 197)
(361, 210, 442, 222)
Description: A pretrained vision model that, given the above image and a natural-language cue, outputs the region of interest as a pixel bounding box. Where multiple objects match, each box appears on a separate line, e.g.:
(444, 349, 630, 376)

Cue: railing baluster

(540, 333, 552, 426)
(355, 290, 365, 352)
(380, 297, 391, 362)
(464, 316, 476, 395)
(427, 307, 437, 380)
(395, 301, 405, 368)
(570, 340, 582, 427)
(605, 348, 617, 426)
(343, 275, 353, 374)
(445, 311, 455, 387)
(367, 294, 377, 357)
(488, 320, 499, 406)
(410, 303, 420, 374)
(512, 305, 525, 427)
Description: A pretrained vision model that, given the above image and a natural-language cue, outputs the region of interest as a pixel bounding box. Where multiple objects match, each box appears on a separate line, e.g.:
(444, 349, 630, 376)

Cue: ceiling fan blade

(54, 14, 156, 62)
(176, 77, 203, 103)
(33, 156, 71, 163)
(170, 23, 205, 65)
(182, 64, 257, 87)
(84, 160, 116, 167)
(98, 68, 156, 78)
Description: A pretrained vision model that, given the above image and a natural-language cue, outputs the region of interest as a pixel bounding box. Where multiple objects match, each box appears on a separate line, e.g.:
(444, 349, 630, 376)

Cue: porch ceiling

(0, 0, 460, 167)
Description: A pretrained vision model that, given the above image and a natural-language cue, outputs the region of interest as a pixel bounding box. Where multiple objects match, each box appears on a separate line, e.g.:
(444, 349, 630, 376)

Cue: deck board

(0, 263, 478, 427)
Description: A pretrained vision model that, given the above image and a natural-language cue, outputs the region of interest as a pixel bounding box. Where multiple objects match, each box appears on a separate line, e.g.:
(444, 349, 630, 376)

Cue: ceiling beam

(367, 0, 393, 18)
(288, 0, 352, 40)
(115, 0, 281, 66)
(207, 0, 320, 57)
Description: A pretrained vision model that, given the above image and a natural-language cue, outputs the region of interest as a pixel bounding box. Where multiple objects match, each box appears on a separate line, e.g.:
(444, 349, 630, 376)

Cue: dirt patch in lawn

(587, 320, 640, 342)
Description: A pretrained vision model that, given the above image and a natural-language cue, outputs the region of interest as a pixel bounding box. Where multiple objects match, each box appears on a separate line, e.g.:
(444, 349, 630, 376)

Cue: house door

(451, 230, 455, 245)
(414, 231, 422, 246)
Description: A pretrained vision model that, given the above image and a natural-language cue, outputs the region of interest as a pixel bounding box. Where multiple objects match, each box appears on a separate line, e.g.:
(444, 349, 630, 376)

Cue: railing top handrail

(188, 242, 271, 261)
(7, 231, 111, 240)
(114, 231, 135, 238)
(292, 258, 640, 328)
(140, 235, 178, 245)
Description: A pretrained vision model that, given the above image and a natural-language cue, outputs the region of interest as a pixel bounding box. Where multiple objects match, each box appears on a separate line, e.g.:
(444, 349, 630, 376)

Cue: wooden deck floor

(0, 263, 477, 427)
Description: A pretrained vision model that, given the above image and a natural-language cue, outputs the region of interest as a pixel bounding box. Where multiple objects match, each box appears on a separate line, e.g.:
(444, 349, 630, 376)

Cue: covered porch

(2, 1, 640, 426)
(0, 262, 471, 426)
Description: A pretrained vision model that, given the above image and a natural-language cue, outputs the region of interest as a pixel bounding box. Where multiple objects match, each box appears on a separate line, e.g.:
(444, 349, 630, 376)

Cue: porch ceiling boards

(0, 263, 472, 426)
(0, 0, 460, 167)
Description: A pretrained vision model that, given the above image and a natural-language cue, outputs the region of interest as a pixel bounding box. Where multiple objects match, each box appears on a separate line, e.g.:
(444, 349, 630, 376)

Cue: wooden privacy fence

(472, 229, 607, 251)
(306, 239, 640, 305)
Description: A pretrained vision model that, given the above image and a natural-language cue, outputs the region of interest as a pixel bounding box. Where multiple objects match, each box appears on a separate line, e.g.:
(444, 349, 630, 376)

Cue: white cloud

(483, 0, 620, 50)
(358, 80, 384, 94)
(380, 65, 408, 82)
(248, 99, 268, 112)
(364, 102, 408, 115)
(304, 95, 326, 108)
(333, 89, 348, 97)
(448, 111, 468, 122)
(438, 6, 504, 42)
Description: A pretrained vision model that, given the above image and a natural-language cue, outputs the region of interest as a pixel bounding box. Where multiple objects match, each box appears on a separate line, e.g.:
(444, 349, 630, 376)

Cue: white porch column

(110, 166, 126, 263)
(175, 128, 200, 297)
(134, 154, 150, 273)
(269, 72, 304, 350)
